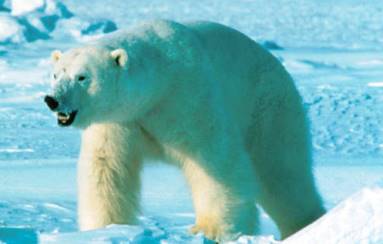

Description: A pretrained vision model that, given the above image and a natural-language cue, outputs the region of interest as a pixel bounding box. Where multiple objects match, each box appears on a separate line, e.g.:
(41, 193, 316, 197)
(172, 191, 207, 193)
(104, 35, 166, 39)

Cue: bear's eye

(77, 75, 86, 82)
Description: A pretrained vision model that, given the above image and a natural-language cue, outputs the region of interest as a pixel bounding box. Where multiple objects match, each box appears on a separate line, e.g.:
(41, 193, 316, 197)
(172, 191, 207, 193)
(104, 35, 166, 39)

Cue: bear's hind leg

(255, 160, 325, 239)
(182, 151, 259, 242)
(248, 95, 325, 239)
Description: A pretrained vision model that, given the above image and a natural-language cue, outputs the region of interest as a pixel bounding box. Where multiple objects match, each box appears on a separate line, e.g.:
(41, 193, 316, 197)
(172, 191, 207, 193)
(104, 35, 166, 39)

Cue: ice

(1, 162, 383, 243)
(230, 187, 383, 244)
(260, 41, 284, 51)
(0, 228, 38, 243)
(60, 0, 383, 50)
(368, 82, 383, 88)
(284, 187, 383, 244)
(0, 2, 52, 44)
(0, 14, 23, 43)
(80, 19, 117, 36)
(229, 235, 279, 244)
(0, 148, 34, 153)
(0, 0, 95, 45)
(11, 0, 44, 16)
(39, 223, 206, 244)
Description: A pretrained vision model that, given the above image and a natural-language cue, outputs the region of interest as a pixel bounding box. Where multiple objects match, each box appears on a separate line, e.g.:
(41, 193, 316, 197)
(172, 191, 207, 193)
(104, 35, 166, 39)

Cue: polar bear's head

(44, 46, 128, 128)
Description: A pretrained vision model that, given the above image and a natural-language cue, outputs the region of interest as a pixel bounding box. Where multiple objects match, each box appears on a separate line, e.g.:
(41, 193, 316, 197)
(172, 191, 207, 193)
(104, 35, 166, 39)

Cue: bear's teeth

(58, 113, 70, 121)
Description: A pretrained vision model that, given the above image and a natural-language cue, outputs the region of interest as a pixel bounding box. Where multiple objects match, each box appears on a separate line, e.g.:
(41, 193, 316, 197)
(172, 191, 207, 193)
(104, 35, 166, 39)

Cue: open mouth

(57, 110, 78, 126)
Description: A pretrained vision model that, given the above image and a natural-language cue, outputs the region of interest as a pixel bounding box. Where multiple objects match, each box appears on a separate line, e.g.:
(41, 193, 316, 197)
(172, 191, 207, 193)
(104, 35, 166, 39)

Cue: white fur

(49, 20, 325, 241)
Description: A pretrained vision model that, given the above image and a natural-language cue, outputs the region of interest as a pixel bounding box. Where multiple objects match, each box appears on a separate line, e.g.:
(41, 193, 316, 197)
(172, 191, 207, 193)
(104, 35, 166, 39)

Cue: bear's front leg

(77, 123, 145, 230)
(183, 150, 259, 242)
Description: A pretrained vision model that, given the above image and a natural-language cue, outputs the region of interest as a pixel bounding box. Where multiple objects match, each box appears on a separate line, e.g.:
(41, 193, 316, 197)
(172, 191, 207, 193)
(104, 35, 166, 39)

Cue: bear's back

(184, 21, 297, 134)
(92, 20, 298, 137)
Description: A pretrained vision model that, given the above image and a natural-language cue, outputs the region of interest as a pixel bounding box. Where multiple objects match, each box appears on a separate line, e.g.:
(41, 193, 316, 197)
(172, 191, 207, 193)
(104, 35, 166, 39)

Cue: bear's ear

(111, 48, 128, 68)
(51, 50, 62, 63)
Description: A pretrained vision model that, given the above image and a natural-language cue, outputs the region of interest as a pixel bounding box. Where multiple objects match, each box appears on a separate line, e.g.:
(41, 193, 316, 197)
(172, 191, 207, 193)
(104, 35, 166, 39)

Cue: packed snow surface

(284, 187, 383, 244)
(1, 0, 383, 243)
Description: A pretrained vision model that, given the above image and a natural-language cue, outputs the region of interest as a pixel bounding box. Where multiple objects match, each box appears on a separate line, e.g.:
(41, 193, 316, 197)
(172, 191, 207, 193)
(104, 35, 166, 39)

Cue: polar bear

(44, 20, 325, 241)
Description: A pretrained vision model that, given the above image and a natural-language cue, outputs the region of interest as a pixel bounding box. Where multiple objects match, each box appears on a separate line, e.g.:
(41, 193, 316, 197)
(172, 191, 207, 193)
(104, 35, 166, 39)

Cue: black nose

(44, 95, 59, 110)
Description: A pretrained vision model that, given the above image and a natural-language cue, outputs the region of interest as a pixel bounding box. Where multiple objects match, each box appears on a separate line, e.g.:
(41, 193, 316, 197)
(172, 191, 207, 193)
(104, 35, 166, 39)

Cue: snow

(0, 14, 23, 43)
(1, 0, 383, 243)
(1, 162, 383, 243)
(11, 0, 44, 16)
(284, 187, 383, 244)
(368, 82, 383, 88)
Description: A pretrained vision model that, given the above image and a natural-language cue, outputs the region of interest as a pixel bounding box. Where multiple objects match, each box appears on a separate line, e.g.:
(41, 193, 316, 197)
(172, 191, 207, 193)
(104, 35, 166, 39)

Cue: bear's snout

(44, 95, 59, 111)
